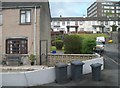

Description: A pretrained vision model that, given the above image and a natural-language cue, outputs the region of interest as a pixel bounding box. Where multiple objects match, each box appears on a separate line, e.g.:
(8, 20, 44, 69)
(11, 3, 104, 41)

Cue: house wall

(2, 8, 41, 63)
(40, 2, 51, 64)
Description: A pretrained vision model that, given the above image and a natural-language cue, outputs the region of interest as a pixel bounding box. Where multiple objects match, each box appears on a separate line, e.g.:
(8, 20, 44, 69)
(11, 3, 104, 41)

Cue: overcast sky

(49, 0, 119, 17)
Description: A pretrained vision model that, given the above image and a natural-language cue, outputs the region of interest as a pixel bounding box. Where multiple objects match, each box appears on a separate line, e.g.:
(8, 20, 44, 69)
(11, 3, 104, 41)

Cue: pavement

(40, 69, 118, 87)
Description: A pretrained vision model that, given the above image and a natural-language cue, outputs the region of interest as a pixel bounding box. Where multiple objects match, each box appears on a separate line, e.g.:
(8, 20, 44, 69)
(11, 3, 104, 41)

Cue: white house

(51, 17, 120, 34)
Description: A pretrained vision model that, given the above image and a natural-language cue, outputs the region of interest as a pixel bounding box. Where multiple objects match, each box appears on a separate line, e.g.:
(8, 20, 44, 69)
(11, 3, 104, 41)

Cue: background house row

(0, 0, 51, 65)
(51, 17, 119, 34)
(51, 1, 119, 34)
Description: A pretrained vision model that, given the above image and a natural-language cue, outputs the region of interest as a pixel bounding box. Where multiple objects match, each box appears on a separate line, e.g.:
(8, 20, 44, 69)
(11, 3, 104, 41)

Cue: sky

(49, 0, 119, 17)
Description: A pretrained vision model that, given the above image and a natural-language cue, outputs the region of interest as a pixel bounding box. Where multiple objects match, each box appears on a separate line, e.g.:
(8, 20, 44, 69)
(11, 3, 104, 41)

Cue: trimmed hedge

(81, 38, 96, 54)
(55, 40, 64, 50)
(64, 35, 82, 54)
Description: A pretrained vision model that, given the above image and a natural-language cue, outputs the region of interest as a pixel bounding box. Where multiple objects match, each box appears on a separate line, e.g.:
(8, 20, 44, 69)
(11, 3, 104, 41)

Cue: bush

(111, 25, 118, 31)
(55, 40, 64, 50)
(81, 38, 96, 54)
(64, 34, 82, 54)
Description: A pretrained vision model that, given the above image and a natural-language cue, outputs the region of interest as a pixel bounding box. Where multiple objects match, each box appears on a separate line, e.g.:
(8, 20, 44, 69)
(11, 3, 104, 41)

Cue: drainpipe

(34, 6, 37, 64)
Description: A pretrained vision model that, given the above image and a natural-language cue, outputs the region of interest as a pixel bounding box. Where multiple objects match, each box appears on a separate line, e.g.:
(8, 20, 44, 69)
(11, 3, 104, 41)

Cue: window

(75, 21, 78, 25)
(56, 21, 60, 25)
(118, 21, 120, 25)
(116, 10, 120, 13)
(67, 21, 70, 25)
(100, 21, 104, 25)
(105, 21, 108, 25)
(92, 21, 95, 25)
(116, 6, 120, 9)
(62, 21, 65, 26)
(80, 28, 84, 31)
(0, 14, 2, 25)
(6, 39, 28, 54)
(20, 10, 31, 24)
(79, 21, 83, 25)
(54, 22, 57, 25)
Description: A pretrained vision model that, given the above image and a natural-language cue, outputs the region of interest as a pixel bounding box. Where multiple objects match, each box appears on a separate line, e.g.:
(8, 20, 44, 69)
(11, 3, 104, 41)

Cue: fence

(47, 53, 98, 66)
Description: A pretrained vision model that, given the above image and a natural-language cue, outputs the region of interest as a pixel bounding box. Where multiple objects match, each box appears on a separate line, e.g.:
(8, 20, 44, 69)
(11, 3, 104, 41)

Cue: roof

(52, 17, 119, 21)
(2, 2, 43, 8)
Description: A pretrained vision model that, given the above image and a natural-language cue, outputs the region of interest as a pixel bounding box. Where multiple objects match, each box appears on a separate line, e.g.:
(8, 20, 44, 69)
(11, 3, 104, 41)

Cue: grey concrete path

(41, 69, 118, 86)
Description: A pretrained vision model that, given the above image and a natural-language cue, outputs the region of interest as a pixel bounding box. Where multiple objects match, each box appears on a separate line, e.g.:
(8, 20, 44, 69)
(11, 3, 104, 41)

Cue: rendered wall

(1, 57, 103, 86)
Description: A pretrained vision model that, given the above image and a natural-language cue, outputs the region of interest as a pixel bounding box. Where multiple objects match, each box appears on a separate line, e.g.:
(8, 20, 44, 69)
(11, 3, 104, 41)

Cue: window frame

(6, 39, 28, 54)
(118, 21, 120, 25)
(105, 21, 108, 25)
(62, 21, 65, 26)
(20, 9, 31, 24)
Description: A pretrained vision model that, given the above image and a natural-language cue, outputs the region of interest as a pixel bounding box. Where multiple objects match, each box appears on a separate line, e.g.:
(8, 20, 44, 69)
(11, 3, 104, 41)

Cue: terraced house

(0, 0, 51, 65)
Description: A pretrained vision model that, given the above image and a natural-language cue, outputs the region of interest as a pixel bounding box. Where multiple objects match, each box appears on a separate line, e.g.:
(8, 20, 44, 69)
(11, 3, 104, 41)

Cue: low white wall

(83, 57, 104, 74)
(1, 67, 55, 86)
(67, 57, 104, 77)
(1, 57, 103, 86)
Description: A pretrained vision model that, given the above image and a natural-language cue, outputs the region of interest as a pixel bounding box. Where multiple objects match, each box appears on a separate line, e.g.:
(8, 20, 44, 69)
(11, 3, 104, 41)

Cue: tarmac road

(39, 43, 119, 87)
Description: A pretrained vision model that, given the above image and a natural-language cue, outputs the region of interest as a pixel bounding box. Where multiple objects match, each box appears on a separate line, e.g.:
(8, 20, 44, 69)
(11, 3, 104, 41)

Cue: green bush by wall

(81, 38, 96, 54)
(64, 34, 82, 54)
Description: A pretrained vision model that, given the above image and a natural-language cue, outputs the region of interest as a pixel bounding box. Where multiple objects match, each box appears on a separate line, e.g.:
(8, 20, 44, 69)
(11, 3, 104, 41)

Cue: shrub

(81, 38, 96, 54)
(111, 25, 118, 31)
(64, 34, 82, 54)
(55, 40, 64, 50)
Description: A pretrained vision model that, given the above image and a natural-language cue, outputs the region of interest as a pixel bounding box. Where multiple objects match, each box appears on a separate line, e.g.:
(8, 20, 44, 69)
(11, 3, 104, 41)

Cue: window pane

(6, 39, 28, 54)
(21, 11, 25, 14)
(26, 11, 31, 22)
(62, 21, 65, 26)
(21, 14, 25, 23)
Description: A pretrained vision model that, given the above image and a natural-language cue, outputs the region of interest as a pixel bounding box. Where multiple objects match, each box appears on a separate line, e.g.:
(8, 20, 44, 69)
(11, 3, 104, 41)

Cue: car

(96, 36, 105, 44)
(108, 39, 113, 43)
(94, 41, 105, 55)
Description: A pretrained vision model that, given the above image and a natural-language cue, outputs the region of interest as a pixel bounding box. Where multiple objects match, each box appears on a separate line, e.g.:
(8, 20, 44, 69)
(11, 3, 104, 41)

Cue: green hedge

(111, 25, 118, 31)
(64, 34, 82, 54)
(81, 38, 96, 54)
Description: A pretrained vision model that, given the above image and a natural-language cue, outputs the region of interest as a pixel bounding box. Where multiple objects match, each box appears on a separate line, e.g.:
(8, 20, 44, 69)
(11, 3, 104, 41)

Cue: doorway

(40, 40, 48, 65)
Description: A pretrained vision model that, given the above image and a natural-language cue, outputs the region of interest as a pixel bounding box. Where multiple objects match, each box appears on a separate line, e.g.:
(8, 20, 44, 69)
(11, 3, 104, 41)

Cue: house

(51, 17, 119, 34)
(0, 0, 51, 65)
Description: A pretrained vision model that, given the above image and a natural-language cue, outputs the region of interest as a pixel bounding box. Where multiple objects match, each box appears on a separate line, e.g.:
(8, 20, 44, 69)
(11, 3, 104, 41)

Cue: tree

(111, 25, 118, 31)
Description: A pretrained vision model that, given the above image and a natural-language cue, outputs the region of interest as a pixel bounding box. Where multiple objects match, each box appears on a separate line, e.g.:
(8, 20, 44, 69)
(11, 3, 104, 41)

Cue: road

(103, 43, 119, 87)
(104, 44, 119, 69)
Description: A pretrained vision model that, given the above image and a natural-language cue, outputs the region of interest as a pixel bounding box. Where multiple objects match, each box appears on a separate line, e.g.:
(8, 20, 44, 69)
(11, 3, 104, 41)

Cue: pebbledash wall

(1, 56, 104, 86)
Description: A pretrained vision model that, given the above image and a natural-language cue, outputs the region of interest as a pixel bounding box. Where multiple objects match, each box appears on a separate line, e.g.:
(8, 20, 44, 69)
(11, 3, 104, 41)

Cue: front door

(40, 40, 48, 65)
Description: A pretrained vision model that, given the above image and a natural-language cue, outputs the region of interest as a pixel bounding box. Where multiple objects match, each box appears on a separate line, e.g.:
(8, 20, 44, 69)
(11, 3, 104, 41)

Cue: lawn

(78, 33, 109, 40)
(51, 33, 109, 52)
(50, 46, 64, 53)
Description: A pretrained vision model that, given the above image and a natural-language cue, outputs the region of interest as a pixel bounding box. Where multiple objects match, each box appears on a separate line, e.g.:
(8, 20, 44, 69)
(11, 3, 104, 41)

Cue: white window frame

(20, 9, 31, 24)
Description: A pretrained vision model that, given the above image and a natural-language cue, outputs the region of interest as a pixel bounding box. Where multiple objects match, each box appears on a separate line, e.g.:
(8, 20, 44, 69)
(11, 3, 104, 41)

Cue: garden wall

(47, 53, 99, 66)
(1, 54, 103, 86)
